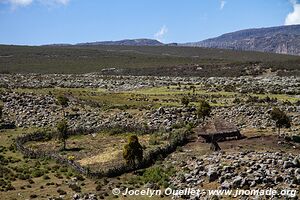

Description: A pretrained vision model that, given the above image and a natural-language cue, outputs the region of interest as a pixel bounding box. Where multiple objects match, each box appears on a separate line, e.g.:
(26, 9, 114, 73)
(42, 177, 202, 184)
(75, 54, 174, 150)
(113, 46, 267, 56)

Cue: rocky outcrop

(186, 25, 300, 56)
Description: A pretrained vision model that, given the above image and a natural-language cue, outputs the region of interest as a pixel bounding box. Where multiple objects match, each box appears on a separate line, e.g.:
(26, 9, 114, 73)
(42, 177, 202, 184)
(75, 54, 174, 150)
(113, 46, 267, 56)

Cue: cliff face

(187, 25, 300, 56)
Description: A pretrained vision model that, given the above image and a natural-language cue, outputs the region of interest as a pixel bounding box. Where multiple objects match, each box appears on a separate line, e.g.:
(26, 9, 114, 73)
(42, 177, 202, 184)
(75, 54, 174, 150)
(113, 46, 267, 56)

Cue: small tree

(57, 120, 68, 150)
(57, 95, 69, 117)
(181, 96, 190, 107)
(123, 135, 143, 167)
(270, 107, 291, 135)
(197, 100, 211, 121)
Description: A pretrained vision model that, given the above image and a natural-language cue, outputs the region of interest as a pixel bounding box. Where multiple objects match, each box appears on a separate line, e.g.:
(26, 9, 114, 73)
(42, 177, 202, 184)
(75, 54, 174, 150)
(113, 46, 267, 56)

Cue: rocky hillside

(186, 25, 300, 56)
(76, 38, 163, 46)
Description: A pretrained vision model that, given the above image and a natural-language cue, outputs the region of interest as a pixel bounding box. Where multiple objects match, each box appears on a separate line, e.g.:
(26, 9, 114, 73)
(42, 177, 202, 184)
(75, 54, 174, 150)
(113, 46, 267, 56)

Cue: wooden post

(210, 134, 221, 151)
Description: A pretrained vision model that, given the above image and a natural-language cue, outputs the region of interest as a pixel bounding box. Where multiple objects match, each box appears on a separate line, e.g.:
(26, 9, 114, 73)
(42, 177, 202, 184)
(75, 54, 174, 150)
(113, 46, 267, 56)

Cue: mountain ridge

(185, 24, 300, 56)
(76, 38, 164, 46)
(43, 25, 300, 56)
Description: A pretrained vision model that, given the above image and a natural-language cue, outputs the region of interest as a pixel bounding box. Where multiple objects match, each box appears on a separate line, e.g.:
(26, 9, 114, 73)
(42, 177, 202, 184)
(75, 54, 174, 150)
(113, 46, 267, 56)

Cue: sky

(0, 0, 299, 45)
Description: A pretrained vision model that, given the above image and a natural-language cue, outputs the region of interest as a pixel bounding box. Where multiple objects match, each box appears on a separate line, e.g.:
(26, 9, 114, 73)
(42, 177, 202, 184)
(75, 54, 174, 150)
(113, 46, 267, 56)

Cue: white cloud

(0, 0, 33, 7)
(11, 0, 32, 6)
(220, 0, 226, 10)
(285, 0, 300, 25)
(0, 0, 70, 8)
(154, 25, 168, 42)
(39, 0, 70, 6)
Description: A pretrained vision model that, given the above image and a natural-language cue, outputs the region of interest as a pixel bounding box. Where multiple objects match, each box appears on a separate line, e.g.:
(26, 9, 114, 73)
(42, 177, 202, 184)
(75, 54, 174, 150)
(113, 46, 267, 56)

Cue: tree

(123, 135, 143, 167)
(57, 95, 69, 117)
(197, 100, 211, 121)
(181, 96, 190, 107)
(270, 107, 291, 135)
(57, 120, 68, 150)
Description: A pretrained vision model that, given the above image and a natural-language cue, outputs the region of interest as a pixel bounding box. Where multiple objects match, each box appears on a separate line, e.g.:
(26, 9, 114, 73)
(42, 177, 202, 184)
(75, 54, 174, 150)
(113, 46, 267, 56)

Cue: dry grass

(78, 147, 122, 166)
(26, 131, 168, 171)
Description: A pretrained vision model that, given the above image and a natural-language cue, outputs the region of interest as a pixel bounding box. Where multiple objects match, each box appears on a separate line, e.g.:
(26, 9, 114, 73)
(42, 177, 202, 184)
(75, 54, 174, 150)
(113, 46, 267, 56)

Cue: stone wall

(15, 126, 188, 179)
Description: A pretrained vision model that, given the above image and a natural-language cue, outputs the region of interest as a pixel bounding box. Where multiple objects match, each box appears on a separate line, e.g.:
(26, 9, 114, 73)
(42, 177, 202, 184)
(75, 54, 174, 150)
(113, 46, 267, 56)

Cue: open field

(0, 45, 300, 76)
(26, 131, 169, 171)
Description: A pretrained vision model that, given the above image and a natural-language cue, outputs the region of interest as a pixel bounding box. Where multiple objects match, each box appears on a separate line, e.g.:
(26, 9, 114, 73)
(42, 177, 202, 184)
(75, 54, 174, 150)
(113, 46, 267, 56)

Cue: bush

(181, 96, 190, 107)
(123, 135, 143, 166)
(141, 166, 172, 187)
(57, 120, 68, 150)
(171, 123, 184, 129)
(149, 135, 161, 145)
(43, 175, 50, 180)
(69, 183, 81, 192)
(270, 107, 291, 134)
(75, 174, 85, 181)
(57, 188, 67, 195)
(197, 100, 211, 121)
(31, 169, 44, 178)
(95, 184, 102, 191)
(57, 95, 69, 107)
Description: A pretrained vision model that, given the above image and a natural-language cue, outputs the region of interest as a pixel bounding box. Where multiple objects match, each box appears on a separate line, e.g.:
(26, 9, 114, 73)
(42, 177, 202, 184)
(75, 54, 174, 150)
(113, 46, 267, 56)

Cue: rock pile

(170, 151, 300, 199)
(144, 107, 199, 131)
(1, 92, 104, 129)
(213, 104, 300, 130)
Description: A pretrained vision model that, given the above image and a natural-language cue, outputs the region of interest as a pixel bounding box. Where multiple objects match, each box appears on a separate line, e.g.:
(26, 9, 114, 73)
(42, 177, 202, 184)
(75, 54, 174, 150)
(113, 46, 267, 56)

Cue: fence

(15, 125, 189, 179)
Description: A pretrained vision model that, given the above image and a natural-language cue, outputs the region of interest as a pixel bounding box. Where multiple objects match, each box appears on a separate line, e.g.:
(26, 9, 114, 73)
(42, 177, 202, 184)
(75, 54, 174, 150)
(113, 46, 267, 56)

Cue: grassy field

(12, 85, 299, 112)
(26, 131, 169, 171)
(0, 44, 300, 76)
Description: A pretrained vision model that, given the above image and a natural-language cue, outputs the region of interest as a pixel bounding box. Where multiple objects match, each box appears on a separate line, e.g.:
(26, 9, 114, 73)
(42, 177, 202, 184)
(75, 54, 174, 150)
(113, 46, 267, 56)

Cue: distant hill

(43, 25, 300, 56)
(76, 39, 163, 46)
(185, 25, 300, 56)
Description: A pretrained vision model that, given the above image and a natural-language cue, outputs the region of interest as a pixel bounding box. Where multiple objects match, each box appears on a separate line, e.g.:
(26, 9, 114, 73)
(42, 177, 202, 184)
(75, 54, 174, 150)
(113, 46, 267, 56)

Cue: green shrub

(59, 166, 68, 173)
(31, 169, 44, 178)
(197, 100, 211, 121)
(57, 95, 69, 107)
(171, 123, 184, 129)
(141, 166, 171, 187)
(57, 120, 68, 150)
(149, 135, 161, 145)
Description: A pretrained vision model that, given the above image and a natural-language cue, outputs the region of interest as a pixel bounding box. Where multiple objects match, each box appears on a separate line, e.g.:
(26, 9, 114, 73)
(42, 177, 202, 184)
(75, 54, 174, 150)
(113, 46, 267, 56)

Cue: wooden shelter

(195, 118, 242, 143)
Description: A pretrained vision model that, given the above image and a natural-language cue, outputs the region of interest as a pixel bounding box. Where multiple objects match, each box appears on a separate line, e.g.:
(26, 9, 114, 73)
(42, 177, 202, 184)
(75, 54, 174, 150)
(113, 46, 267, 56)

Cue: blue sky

(0, 0, 299, 45)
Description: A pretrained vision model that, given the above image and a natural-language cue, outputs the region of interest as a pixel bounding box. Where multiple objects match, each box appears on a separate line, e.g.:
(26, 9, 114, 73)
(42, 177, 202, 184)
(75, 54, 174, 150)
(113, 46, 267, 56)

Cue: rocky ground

(0, 74, 300, 200)
(169, 150, 300, 199)
(0, 74, 299, 94)
(1, 90, 298, 135)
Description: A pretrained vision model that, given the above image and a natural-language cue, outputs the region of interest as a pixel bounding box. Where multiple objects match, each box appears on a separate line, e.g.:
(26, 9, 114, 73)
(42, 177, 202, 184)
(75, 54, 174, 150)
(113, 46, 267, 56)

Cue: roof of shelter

(195, 118, 239, 136)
